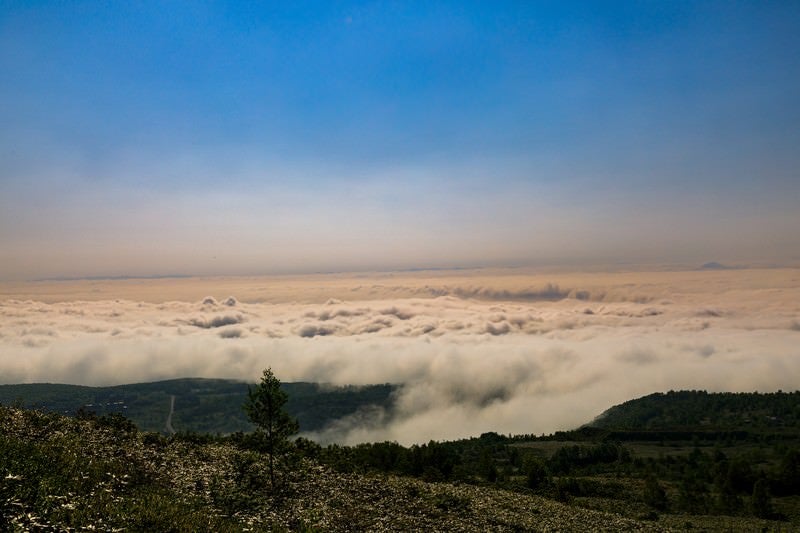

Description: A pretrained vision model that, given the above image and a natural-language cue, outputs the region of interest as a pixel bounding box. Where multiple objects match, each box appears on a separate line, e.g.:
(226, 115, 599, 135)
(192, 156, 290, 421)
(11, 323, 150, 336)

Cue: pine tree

(244, 368, 299, 489)
(751, 478, 773, 519)
(525, 457, 548, 490)
(643, 473, 668, 511)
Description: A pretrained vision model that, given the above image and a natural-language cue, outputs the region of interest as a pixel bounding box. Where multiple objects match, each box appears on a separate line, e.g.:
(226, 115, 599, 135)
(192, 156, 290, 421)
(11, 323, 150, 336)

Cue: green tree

(243, 368, 299, 489)
(479, 449, 498, 483)
(524, 457, 547, 490)
(643, 473, 668, 511)
(778, 448, 800, 494)
(678, 475, 709, 514)
(751, 478, 773, 519)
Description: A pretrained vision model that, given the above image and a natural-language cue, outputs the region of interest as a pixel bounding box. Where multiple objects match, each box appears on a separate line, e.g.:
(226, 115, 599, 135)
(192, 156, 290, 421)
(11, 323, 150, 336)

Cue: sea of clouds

(1, 270, 799, 444)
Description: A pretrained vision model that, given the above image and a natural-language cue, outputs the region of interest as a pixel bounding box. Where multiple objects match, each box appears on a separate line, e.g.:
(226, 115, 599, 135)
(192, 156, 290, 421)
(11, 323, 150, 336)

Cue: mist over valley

(2, 268, 798, 445)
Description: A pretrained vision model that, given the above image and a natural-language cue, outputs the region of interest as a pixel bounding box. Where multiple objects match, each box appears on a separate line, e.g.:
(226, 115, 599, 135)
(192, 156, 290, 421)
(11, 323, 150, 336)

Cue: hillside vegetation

(1, 406, 658, 532)
(2, 387, 798, 531)
(307, 390, 800, 530)
(591, 390, 800, 432)
(0, 379, 396, 435)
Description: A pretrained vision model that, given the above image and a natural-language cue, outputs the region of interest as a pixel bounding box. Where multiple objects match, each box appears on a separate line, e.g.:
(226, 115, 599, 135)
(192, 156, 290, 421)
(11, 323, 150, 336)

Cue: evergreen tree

(525, 457, 548, 490)
(713, 476, 742, 516)
(244, 368, 299, 489)
(643, 473, 668, 511)
(751, 478, 773, 519)
(678, 475, 709, 514)
(479, 449, 498, 482)
(778, 449, 800, 494)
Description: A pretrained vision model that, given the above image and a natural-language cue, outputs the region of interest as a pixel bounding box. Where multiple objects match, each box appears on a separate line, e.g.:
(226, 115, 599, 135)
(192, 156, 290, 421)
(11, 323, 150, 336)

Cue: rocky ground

(1, 407, 790, 531)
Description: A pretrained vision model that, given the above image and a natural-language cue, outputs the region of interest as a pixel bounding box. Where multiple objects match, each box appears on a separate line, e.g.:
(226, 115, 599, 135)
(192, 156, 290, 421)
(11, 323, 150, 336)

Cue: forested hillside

(3, 386, 799, 529)
(0, 379, 396, 435)
(310, 390, 800, 529)
(591, 390, 800, 432)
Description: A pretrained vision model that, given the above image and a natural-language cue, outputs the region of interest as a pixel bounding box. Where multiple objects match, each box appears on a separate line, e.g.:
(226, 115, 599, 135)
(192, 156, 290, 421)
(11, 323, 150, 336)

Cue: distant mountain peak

(700, 261, 732, 270)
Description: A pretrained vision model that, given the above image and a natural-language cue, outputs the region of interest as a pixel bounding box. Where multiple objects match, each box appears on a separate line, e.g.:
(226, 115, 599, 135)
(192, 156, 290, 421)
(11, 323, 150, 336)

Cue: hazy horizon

(2, 2, 800, 281)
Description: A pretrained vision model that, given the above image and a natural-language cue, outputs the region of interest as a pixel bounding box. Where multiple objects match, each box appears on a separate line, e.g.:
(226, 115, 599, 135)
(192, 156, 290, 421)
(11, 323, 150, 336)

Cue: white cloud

(1, 269, 799, 444)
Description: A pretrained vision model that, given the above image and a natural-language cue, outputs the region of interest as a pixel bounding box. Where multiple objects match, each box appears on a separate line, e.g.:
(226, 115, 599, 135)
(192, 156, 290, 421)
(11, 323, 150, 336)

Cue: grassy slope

(0, 406, 664, 532)
(3, 386, 799, 530)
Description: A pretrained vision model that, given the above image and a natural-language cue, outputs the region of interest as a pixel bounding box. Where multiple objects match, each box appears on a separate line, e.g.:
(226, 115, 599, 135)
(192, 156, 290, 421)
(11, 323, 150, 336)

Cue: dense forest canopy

(591, 390, 800, 431)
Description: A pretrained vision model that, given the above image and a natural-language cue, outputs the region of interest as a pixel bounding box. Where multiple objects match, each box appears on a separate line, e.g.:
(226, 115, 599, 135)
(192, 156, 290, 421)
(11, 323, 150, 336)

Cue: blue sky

(1, 1, 799, 279)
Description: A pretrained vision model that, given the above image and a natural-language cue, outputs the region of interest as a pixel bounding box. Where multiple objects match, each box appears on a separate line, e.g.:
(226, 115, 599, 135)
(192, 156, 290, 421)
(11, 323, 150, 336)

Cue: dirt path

(165, 395, 176, 435)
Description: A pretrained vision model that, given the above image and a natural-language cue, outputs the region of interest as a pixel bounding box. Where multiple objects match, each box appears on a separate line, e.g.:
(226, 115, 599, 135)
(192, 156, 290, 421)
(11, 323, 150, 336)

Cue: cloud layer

(1, 269, 799, 444)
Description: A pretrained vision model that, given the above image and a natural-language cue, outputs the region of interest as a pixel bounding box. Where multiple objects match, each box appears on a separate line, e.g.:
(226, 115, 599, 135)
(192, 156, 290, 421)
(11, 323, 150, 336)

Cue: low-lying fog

(1, 268, 798, 445)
